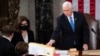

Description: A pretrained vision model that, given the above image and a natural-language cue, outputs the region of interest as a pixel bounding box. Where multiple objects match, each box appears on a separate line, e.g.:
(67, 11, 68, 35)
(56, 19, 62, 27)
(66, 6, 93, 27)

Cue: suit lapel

(62, 14, 74, 32)
(63, 12, 79, 32)
(73, 12, 78, 32)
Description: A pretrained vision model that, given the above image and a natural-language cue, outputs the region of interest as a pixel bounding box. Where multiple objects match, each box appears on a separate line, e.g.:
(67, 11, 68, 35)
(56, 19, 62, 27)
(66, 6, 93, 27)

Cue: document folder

(28, 42, 55, 56)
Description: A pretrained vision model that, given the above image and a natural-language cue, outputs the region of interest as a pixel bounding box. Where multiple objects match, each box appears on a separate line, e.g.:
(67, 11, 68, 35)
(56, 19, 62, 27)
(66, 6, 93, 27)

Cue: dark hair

(16, 16, 31, 32)
(1, 25, 14, 37)
(15, 41, 28, 56)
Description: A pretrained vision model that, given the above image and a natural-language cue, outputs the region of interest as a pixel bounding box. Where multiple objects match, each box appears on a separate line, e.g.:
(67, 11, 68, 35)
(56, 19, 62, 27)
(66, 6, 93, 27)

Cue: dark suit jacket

(51, 11, 89, 50)
(0, 36, 16, 56)
(11, 30, 34, 46)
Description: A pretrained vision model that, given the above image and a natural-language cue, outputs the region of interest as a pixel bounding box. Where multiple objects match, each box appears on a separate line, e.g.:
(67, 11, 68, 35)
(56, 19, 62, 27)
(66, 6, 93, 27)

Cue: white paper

(55, 50, 70, 56)
(28, 42, 55, 56)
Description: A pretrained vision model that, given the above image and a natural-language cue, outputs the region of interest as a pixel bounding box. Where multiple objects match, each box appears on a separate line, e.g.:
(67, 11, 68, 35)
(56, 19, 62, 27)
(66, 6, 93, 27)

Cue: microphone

(91, 28, 96, 34)
(91, 28, 100, 40)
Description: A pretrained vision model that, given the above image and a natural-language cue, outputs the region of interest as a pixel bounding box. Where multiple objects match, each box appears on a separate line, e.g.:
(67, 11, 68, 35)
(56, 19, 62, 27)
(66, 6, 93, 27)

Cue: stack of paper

(55, 50, 70, 56)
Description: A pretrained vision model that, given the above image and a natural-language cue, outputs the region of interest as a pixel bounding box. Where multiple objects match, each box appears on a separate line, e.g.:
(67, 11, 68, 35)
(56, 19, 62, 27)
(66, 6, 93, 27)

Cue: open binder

(28, 42, 55, 56)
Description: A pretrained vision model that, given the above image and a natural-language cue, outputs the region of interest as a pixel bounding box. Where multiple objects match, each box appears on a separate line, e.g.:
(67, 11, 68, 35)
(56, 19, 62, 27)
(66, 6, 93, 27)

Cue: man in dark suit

(47, 1, 89, 50)
(0, 25, 16, 56)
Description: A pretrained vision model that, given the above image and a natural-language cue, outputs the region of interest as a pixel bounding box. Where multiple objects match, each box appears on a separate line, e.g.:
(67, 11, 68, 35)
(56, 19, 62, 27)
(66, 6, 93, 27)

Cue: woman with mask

(11, 16, 35, 46)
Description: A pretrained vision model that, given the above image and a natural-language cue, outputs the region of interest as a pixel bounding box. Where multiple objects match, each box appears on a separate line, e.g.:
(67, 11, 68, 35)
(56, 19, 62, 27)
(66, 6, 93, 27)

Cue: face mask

(19, 25, 28, 30)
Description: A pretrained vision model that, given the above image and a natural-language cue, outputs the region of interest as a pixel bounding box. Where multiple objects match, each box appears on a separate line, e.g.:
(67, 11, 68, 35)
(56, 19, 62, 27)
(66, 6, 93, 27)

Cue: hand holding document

(28, 42, 55, 56)
(46, 39, 55, 46)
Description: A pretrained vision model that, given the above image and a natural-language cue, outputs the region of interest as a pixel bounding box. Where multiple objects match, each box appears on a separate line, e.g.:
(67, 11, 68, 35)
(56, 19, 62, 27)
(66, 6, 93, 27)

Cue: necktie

(69, 16, 74, 31)
(70, 17, 76, 45)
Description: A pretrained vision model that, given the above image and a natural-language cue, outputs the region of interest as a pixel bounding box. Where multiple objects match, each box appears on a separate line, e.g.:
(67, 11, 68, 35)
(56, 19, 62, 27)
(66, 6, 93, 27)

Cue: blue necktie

(69, 16, 74, 31)
(70, 17, 76, 45)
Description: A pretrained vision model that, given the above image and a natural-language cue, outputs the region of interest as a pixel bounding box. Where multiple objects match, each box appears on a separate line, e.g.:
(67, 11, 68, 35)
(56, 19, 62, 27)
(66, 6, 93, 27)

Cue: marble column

(35, 0, 53, 44)
(18, 0, 36, 40)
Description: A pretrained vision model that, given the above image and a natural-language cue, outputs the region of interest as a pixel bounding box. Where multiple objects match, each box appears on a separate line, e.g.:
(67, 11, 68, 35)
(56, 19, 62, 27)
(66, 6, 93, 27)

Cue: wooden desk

(55, 50, 100, 56)
(54, 50, 100, 56)
(82, 50, 100, 56)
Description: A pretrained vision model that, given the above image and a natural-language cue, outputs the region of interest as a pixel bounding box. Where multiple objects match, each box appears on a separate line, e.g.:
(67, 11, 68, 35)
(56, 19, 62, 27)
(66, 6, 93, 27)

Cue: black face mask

(19, 25, 28, 30)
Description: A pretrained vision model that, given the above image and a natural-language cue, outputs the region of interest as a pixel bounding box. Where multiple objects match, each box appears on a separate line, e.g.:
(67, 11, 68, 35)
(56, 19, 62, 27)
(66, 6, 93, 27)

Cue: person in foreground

(0, 25, 16, 56)
(47, 1, 89, 50)
(15, 41, 28, 56)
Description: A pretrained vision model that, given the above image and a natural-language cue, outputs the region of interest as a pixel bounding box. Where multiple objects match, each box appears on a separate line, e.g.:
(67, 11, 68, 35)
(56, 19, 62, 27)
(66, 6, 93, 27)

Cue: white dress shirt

(23, 33, 28, 43)
(67, 13, 74, 24)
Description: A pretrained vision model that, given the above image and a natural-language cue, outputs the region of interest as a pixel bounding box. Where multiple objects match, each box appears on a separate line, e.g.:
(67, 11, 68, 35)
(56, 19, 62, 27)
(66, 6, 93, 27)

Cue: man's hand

(83, 44, 88, 51)
(46, 39, 55, 46)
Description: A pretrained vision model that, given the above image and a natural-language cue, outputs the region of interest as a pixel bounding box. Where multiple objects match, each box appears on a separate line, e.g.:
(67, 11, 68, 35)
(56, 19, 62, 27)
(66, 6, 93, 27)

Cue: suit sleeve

(51, 17, 61, 40)
(82, 14, 90, 44)
(7, 45, 16, 56)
